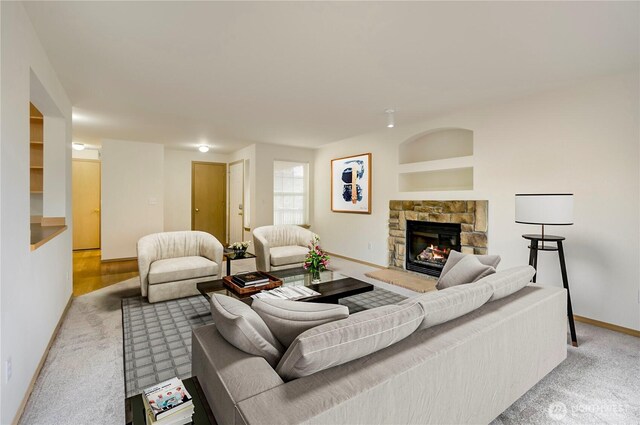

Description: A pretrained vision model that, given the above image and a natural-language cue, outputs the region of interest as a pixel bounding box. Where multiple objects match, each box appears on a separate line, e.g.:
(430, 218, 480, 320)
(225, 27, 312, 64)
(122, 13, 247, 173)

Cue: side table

(223, 249, 256, 276)
(523, 234, 578, 347)
(125, 376, 217, 425)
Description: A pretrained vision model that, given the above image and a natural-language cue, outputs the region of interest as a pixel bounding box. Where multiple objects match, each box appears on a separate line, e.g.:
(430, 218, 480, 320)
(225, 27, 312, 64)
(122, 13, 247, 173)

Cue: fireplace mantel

(388, 200, 488, 272)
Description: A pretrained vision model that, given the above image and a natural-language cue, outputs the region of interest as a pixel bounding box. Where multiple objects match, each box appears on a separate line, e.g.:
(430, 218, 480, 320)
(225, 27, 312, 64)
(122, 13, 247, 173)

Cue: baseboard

(12, 294, 74, 425)
(326, 252, 385, 270)
(574, 315, 640, 338)
(101, 256, 137, 263)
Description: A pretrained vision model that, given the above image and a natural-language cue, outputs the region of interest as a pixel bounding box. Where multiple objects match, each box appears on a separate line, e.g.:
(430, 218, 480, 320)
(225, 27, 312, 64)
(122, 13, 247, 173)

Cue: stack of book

(231, 272, 271, 288)
(143, 377, 194, 425)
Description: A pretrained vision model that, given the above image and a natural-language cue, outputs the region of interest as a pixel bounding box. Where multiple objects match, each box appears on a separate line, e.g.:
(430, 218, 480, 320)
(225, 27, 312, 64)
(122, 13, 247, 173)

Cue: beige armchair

(252, 225, 317, 272)
(137, 231, 224, 303)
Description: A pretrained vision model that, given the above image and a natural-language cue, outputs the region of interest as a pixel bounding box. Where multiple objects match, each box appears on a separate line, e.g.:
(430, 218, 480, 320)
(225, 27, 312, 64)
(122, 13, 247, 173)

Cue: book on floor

(231, 272, 269, 286)
(143, 377, 193, 422)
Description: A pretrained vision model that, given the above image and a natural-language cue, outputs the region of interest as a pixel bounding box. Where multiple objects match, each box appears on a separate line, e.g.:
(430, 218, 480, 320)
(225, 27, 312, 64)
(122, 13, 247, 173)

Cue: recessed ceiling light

(72, 142, 85, 151)
(198, 144, 210, 153)
(385, 109, 395, 128)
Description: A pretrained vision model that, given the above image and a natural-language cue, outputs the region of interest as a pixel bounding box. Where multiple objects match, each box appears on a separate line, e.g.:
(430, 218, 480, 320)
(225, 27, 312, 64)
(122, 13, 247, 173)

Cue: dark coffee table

(197, 267, 374, 305)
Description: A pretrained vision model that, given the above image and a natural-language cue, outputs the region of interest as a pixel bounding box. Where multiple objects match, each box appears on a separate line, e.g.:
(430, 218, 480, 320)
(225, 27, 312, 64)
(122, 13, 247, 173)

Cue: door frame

(72, 158, 101, 250)
(227, 159, 245, 244)
(191, 161, 227, 243)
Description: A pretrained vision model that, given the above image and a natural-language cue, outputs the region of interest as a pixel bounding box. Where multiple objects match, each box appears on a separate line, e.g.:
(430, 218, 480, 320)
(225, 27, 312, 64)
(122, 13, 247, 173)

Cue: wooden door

(192, 162, 227, 244)
(72, 159, 101, 249)
(228, 160, 244, 244)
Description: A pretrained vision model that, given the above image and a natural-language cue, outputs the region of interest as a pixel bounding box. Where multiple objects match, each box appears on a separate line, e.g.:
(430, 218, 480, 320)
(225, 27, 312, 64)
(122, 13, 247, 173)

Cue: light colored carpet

(18, 276, 139, 425)
(365, 268, 437, 293)
(18, 256, 640, 425)
(493, 323, 640, 424)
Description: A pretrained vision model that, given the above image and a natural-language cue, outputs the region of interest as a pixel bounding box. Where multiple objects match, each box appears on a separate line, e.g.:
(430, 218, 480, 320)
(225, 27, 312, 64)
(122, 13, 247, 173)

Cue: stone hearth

(388, 200, 488, 271)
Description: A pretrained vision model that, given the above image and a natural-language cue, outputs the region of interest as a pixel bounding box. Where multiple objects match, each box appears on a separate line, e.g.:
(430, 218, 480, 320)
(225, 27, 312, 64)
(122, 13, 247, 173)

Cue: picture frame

(331, 153, 372, 214)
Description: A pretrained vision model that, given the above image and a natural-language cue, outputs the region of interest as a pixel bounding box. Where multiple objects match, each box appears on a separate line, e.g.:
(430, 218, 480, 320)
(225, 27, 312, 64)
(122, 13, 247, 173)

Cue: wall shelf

(30, 103, 44, 215)
(398, 128, 475, 192)
(399, 167, 474, 192)
(397, 155, 473, 174)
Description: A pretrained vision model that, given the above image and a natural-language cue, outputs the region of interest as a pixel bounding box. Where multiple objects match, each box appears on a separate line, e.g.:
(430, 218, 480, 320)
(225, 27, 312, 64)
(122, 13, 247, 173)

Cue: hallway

(73, 249, 138, 296)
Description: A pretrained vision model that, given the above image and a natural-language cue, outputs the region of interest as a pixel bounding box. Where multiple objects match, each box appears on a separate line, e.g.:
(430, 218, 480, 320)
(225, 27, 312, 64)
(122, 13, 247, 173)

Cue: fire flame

(430, 245, 444, 259)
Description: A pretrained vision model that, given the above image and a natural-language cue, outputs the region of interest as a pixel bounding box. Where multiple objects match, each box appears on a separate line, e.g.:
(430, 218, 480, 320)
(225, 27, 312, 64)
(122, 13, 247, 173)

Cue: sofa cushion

(400, 282, 493, 330)
(210, 294, 284, 367)
(252, 299, 349, 347)
(270, 246, 308, 266)
(275, 302, 424, 381)
(436, 255, 496, 289)
(148, 256, 219, 285)
(479, 265, 536, 301)
(437, 250, 501, 289)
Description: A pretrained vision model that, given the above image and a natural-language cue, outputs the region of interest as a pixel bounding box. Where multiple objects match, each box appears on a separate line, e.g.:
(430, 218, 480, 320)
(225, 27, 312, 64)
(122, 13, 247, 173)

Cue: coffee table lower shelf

(125, 376, 217, 425)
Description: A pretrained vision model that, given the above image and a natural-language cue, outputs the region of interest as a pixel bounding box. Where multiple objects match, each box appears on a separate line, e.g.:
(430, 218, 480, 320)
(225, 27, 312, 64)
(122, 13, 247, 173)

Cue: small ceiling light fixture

(72, 142, 85, 151)
(385, 109, 395, 128)
(198, 144, 210, 153)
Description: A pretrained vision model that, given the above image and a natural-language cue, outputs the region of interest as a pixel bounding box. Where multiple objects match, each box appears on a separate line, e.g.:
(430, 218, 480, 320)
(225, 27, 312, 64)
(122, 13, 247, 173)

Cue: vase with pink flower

(303, 235, 330, 284)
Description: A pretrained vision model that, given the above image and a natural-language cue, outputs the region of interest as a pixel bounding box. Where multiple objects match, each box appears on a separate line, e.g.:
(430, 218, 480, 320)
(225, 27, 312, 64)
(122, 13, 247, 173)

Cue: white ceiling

(24, 1, 639, 152)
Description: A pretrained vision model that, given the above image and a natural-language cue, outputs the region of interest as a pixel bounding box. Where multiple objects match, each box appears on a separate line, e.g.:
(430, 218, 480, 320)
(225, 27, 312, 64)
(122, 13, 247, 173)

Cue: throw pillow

(478, 265, 536, 301)
(252, 299, 349, 347)
(275, 302, 424, 381)
(436, 254, 496, 289)
(437, 250, 501, 288)
(399, 282, 493, 330)
(210, 294, 284, 367)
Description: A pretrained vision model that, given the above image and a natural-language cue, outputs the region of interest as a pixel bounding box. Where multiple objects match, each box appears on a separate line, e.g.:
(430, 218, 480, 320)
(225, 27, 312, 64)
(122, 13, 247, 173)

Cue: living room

(1, 1, 638, 425)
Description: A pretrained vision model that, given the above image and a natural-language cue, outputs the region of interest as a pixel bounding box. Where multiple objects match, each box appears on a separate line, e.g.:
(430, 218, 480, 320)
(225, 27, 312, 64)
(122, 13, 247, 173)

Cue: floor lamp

(515, 193, 578, 347)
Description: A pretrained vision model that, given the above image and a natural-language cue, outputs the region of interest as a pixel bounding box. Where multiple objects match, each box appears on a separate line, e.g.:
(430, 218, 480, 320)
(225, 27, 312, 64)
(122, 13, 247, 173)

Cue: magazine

(143, 377, 193, 421)
(251, 285, 320, 300)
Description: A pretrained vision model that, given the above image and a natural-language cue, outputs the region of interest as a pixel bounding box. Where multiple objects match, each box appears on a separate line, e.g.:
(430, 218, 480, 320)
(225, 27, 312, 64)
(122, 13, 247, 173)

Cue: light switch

(148, 197, 158, 205)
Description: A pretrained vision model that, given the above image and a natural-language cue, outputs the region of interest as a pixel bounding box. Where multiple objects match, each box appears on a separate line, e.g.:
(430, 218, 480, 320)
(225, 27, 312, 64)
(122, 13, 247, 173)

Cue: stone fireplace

(388, 200, 488, 276)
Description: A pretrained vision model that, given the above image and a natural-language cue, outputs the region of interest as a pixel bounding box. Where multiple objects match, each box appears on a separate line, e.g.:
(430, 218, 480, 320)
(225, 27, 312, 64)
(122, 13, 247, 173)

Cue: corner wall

(313, 72, 640, 331)
(101, 139, 164, 260)
(0, 3, 73, 422)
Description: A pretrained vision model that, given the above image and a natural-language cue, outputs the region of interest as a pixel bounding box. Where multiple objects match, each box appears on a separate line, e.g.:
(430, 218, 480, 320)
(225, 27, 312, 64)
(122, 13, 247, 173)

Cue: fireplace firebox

(406, 220, 461, 277)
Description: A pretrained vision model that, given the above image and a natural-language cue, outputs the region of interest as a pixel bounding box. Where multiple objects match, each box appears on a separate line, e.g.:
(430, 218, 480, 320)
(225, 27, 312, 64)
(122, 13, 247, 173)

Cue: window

(274, 161, 309, 225)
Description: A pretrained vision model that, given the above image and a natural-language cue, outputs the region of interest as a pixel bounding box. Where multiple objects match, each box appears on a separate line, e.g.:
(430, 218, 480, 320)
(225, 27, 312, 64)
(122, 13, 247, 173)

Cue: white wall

(0, 3, 73, 423)
(71, 148, 100, 160)
(163, 148, 229, 233)
(314, 72, 639, 331)
(101, 139, 164, 260)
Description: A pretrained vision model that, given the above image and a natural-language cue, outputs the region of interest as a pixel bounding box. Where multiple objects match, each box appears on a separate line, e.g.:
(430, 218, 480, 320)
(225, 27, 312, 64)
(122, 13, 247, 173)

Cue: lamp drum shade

(515, 194, 574, 225)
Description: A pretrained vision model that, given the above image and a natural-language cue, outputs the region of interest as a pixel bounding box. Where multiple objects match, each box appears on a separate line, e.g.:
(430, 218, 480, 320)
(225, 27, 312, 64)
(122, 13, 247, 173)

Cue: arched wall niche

(398, 128, 473, 164)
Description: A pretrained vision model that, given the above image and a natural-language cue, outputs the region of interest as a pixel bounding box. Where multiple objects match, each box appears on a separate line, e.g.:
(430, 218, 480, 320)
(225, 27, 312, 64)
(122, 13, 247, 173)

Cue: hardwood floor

(73, 249, 139, 296)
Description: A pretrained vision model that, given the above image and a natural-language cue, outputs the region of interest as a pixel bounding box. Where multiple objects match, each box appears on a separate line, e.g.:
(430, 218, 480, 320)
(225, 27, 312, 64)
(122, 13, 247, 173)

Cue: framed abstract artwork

(331, 153, 372, 214)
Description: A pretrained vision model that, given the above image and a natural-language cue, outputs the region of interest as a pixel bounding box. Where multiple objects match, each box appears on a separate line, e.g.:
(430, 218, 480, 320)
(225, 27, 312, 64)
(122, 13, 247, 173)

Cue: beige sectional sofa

(192, 268, 567, 424)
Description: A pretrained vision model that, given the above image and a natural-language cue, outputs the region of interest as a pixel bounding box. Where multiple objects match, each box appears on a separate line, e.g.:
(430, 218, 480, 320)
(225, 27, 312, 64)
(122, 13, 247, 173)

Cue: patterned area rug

(122, 287, 406, 397)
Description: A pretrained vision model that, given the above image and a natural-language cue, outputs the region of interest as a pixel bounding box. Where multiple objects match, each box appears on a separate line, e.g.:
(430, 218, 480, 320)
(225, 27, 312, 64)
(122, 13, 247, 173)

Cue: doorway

(192, 161, 227, 244)
(228, 160, 244, 244)
(72, 159, 101, 250)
